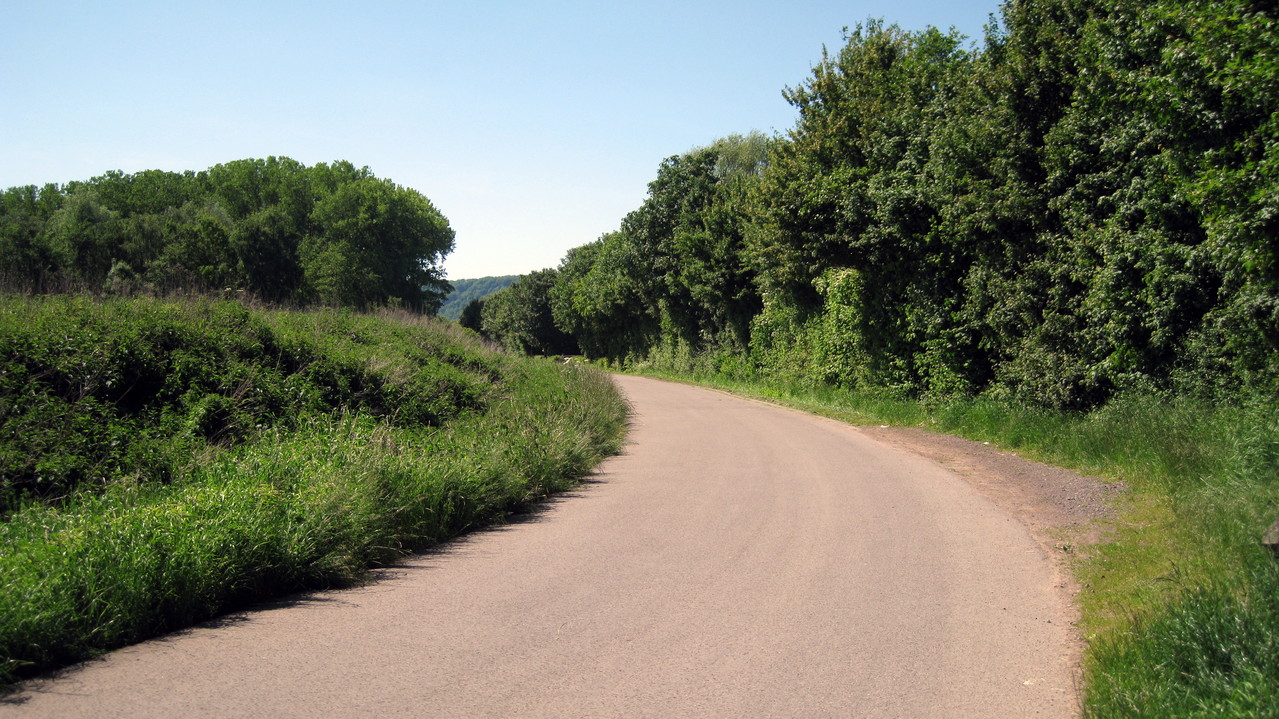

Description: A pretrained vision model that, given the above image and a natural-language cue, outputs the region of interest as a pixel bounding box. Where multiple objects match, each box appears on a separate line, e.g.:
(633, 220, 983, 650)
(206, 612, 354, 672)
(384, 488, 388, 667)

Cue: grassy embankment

(0, 295, 627, 685)
(626, 363, 1279, 718)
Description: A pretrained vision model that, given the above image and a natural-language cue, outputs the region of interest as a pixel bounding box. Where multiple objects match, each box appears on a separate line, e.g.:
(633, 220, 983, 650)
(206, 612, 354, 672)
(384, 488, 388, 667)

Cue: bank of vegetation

(479, 1, 1279, 715)
(0, 295, 626, 685)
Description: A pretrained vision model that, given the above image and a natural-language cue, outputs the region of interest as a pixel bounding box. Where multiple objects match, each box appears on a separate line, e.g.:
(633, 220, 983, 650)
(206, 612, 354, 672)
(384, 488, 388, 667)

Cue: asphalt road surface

(3, 374, 1078, 718)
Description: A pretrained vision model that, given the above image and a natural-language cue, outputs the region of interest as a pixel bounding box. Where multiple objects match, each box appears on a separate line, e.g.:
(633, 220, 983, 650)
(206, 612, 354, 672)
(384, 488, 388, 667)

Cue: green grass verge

(624, 365, 1279, 718)
(0, 296, 627, 685)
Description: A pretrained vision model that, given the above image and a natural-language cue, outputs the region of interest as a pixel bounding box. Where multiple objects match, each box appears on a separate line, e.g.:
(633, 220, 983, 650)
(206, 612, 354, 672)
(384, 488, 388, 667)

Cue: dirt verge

(858, 425, 1124, 550)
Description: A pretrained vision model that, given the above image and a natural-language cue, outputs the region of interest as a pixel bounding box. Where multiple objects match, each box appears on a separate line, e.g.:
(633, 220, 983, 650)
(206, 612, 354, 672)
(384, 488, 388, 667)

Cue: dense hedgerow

(498, 1, 1279, 413)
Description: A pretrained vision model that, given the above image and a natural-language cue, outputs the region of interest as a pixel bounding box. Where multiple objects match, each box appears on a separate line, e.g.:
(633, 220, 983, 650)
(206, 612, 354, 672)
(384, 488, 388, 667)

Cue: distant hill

(438, 275, 519, 319)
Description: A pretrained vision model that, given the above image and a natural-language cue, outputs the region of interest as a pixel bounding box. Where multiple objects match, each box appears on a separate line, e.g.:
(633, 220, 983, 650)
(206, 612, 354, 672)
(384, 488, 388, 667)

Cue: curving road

(3, 375, 1078, 717)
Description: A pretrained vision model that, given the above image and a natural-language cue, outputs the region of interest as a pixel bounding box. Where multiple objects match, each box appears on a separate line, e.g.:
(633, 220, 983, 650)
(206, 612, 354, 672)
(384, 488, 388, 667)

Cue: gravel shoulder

(858, 426, 1123, 546)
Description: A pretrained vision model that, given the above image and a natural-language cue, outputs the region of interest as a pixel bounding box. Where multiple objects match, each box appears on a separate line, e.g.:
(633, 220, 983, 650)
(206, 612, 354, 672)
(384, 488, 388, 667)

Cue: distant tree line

(480, 0, 1279, 409)
(0, 157, 454, 312)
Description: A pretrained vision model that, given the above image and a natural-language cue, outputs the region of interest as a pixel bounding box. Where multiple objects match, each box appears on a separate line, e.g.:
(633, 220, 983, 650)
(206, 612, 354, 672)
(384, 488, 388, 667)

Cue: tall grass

(0, 297, 627, 684)
(0, 296, 495, 511)
(628, 365, 1279, 718)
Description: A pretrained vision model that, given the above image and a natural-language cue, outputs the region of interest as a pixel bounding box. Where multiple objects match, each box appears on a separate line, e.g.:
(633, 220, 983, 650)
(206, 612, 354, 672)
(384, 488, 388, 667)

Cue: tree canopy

(488, 0, 1279, 407)
(0, 157, 455, 312)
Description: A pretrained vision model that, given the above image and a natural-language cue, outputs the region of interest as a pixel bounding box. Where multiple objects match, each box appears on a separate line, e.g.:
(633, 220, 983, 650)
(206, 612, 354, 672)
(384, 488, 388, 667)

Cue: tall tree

(480, 269, 577, 355)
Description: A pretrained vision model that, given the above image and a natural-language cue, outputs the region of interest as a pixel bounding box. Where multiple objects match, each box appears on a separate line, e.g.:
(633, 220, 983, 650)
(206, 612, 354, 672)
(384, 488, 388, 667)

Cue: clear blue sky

(1, 0, 1001, 280)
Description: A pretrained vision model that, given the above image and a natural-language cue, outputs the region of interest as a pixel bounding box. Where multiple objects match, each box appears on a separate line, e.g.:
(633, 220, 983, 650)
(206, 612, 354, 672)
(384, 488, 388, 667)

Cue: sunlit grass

(0, 298, 626, 685)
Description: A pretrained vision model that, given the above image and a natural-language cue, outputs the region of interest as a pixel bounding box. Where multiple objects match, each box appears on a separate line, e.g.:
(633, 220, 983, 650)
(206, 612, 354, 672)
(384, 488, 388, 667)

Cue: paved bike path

(3, 374, 1077, 717)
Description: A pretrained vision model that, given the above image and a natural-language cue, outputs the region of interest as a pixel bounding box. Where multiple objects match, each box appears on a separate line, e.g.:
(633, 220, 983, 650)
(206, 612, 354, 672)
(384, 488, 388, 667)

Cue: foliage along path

(2, 375, 1077, 717)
